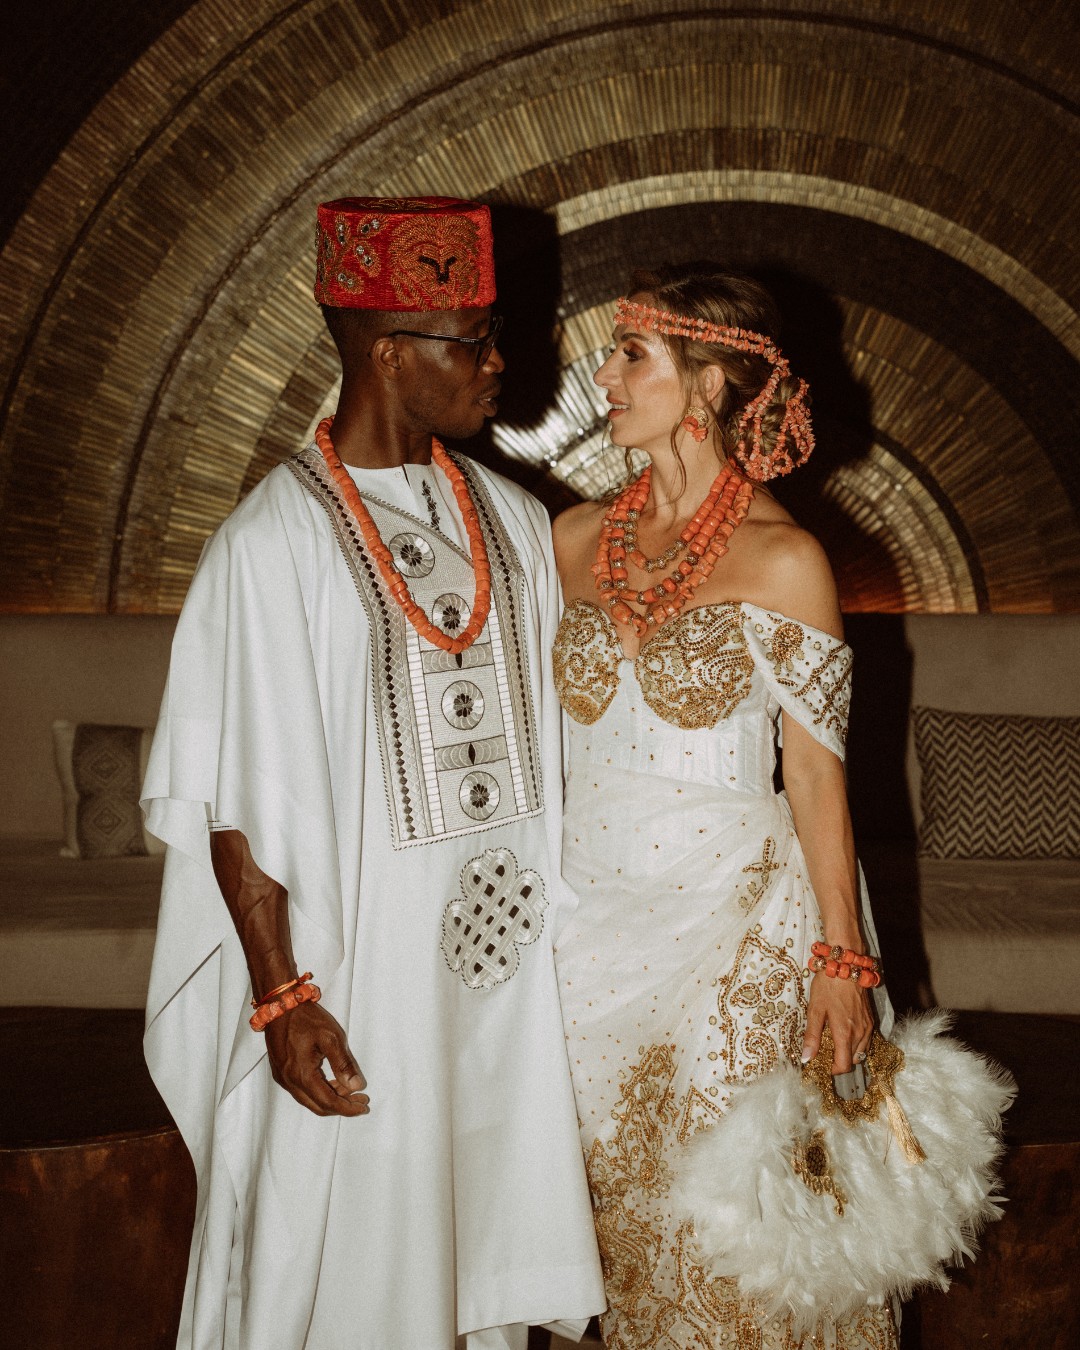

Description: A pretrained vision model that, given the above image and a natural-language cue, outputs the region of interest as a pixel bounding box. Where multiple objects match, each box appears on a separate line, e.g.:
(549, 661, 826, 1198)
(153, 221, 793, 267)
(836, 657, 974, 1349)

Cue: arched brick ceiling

(1, 0, 1077, 613)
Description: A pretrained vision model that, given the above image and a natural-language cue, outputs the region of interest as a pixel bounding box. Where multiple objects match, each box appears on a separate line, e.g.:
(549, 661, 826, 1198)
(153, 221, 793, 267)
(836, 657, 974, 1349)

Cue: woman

(551, 264, 897, 1348)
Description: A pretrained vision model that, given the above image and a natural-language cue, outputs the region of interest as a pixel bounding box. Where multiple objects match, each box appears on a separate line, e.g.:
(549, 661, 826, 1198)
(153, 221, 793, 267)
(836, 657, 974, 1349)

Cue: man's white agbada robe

(142, 445, 604, 1349)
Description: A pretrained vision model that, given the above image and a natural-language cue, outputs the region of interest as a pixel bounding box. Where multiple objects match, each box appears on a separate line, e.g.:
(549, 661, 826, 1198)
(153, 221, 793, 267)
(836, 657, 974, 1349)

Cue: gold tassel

(885, 1091, 926, 1164)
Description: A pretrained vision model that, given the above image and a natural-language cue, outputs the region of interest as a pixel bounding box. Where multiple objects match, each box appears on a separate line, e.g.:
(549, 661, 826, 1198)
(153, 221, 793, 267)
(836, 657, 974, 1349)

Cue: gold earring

(680, 406, 711, 443)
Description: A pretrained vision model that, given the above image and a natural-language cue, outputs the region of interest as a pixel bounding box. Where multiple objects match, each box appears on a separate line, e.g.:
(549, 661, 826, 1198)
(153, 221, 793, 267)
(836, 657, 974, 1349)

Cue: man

(143, 197, 604, 1350)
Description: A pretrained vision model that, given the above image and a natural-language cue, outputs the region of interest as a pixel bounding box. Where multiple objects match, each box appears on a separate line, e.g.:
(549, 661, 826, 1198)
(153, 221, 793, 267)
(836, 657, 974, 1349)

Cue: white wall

(2, 611, 1079, 841)
(905, 613, 1080, 716)
(0, 615, 176, 839)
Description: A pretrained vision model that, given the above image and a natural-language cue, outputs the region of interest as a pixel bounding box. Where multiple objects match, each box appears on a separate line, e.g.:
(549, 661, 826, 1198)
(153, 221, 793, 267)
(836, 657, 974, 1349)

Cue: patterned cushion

(51, 721, 163, 859)
(913, 706, 1080, 860)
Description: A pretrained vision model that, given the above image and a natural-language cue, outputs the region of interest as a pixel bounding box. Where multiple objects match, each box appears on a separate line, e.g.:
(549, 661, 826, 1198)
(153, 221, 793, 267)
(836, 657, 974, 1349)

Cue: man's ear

(702, 363, 726, 405)
(368, 335, 405, 380)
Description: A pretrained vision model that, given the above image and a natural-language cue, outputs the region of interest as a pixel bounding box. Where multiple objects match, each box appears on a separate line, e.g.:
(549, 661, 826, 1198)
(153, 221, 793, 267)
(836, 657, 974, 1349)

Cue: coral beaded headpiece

(315, 196, 496, 311)
(614, 297, 814, 481)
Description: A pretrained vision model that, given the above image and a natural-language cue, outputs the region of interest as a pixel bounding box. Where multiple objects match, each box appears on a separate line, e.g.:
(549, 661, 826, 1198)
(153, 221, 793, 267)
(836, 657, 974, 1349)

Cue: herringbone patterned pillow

(913, 706, 1080, 859)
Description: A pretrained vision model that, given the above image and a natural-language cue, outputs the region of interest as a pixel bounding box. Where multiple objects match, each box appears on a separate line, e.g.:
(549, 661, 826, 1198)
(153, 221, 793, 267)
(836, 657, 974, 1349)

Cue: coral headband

(613, 297, 814, 481)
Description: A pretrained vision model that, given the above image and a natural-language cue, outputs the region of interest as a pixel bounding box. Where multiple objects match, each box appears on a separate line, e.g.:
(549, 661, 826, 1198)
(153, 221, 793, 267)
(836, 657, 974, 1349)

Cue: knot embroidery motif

(442, 848, 547, 990)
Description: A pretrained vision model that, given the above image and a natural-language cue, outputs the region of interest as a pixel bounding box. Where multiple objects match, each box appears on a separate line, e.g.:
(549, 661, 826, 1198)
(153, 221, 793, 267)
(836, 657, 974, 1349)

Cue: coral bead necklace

(314, 416, 492, 655)
(593, 462, 754, 637)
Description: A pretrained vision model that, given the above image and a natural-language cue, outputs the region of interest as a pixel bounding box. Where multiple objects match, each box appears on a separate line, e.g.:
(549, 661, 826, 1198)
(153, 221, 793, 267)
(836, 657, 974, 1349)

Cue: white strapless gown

(553, 599, 897, 1350)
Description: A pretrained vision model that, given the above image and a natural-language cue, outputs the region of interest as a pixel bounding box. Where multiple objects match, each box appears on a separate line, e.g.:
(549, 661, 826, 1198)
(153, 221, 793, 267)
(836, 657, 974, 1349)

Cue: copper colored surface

(0, 1008, 195, 1348)
(2, 1008, 1077, 1344)
(915, 1140, 1080, 1350)
(912, 1012, 1080, 1349)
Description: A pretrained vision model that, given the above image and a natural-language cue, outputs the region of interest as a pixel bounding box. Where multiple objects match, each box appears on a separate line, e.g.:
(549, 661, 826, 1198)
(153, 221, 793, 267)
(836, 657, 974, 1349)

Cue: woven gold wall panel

(1, 0, 1077, 612)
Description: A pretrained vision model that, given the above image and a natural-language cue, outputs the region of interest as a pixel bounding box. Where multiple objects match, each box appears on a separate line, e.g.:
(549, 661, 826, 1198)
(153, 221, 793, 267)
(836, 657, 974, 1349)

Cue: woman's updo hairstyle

(627, 262, 813, 481)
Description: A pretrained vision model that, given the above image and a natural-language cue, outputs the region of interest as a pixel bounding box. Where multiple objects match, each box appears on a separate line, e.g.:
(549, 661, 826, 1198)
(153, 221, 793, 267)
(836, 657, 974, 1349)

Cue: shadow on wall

(734, 271, 928, 998)
(461, 203, 582, 516)
(471, 235, 910, 614)
(760, 267, 906, 612)
(461, 231, 929, 1004)
(844, 614, 931, 1013)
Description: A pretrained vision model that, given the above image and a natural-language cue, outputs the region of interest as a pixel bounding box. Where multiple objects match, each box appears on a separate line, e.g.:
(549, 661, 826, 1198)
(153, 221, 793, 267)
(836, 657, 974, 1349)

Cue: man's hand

(264, 1001, 370, 1117)
(207, 828, 369, 1117)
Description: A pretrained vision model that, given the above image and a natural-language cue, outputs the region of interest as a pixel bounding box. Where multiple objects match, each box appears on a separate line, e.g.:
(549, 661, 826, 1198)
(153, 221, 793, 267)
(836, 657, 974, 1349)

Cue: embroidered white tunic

(142, 449, 604, 1350)
(552, 600, 895, 1350)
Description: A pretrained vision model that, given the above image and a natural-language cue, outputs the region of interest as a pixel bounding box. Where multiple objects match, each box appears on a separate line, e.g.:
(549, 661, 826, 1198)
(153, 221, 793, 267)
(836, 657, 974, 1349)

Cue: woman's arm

(758, 525, 875, 1073)
(781, 720, 874, 1073)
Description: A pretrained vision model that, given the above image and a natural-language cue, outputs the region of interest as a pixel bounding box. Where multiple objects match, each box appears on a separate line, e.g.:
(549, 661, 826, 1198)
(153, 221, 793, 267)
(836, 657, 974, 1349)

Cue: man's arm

(209, 829, 369, 1117)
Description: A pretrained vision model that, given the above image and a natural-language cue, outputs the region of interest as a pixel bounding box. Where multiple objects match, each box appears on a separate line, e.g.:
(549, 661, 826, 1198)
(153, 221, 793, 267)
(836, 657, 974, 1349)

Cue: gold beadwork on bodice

(551, 600, 623, 725)
(553, 600, 755, 731)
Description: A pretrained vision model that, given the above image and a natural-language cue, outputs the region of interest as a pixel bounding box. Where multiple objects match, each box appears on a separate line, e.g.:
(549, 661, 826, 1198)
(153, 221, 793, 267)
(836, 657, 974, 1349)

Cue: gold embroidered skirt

(556, 765, 897, 1350)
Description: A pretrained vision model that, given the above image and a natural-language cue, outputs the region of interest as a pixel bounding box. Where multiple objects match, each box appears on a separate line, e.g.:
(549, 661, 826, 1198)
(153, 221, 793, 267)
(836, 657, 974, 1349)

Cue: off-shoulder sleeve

(740, 602, 853, 759)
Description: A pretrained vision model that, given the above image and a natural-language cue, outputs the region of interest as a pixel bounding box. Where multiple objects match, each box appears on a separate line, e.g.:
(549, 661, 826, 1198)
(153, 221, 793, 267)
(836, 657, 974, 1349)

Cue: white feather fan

(670, 1011, 1016, 1336)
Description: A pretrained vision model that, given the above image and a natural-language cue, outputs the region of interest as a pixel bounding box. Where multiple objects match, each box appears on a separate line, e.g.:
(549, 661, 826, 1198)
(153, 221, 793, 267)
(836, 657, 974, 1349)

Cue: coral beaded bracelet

(251, 972, 314, 1009)
(808, 942, 883, 989)
(249, 975, 322, 1031)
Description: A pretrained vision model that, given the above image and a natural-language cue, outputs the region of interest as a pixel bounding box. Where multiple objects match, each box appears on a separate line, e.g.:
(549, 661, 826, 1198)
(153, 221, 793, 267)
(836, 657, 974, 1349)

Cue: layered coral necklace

(315, 416, 492, 655)
(594, 462, 754, 636)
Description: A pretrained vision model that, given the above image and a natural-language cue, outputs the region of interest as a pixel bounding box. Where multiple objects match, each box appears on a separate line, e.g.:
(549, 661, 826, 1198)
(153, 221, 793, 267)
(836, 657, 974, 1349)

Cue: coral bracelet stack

(807, 943, 883, 989)
(249, 972, 322, 1031)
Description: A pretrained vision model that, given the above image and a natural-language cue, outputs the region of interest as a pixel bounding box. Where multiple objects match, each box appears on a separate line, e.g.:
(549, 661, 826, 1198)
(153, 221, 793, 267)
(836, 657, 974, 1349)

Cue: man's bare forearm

(208, 828, 369, 1114)
(209, 829, 298, 1000)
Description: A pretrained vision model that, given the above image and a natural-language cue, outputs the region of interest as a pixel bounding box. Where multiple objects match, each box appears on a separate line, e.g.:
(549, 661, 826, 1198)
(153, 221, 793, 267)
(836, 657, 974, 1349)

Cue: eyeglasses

(387, 314, 503, 368)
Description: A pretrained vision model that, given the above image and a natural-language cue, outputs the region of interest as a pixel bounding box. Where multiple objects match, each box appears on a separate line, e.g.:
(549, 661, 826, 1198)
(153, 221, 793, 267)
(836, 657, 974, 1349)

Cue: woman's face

(593, 295, 687, 455)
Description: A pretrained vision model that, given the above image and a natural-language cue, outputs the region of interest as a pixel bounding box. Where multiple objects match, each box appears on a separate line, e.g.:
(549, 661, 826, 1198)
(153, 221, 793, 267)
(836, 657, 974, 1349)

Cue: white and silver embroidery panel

(289, 447, 542, 849)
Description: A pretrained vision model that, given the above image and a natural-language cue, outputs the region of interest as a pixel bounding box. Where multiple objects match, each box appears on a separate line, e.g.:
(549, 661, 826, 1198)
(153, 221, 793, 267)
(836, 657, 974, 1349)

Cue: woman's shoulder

(552, 498, 606, 550)
(554, 497, 606, 531)
(740, 496, 842, 636)
(552, 498, 607, 592)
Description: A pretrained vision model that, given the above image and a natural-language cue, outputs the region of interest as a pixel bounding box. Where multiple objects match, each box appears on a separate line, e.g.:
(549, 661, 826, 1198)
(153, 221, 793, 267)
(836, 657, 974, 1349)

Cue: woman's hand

(801, 969, 875, 1073)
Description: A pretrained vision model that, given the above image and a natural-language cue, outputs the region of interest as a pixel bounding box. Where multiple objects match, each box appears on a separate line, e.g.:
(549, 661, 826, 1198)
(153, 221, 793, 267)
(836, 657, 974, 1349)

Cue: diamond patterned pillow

(913, 706, 1080, 860)
(51, 720, 163, 859)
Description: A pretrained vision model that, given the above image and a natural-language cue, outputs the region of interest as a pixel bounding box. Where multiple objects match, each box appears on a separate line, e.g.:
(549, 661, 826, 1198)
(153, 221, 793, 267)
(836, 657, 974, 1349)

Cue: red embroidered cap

(314, 196, 496, 311)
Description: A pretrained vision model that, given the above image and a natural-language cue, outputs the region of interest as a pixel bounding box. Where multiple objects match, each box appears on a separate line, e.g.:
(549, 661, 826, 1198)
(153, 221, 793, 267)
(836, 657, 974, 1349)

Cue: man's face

(393, 307, 504, 441)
